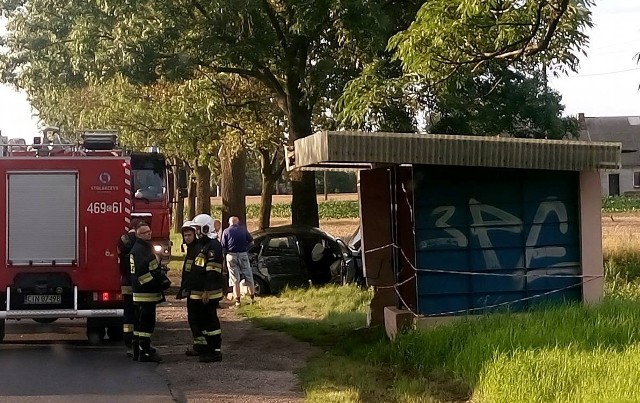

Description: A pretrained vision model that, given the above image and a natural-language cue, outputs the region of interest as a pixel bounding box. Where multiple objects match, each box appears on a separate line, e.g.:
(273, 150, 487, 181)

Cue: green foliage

(389, 0, 594, 80)
(0, 0, 418, 135)
(339, 1, 594, 131)
(211, 200, 360, 220)
(315, 172, 357, 194)
(429, 64, 579, 139)
(602, 196, 640, 213)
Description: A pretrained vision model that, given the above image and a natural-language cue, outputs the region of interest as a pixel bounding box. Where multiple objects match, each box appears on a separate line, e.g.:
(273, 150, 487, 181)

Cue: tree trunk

(257, 149, 285, 230)
(195, 165, 212, 215)
(288, 105, 319, 227)
(172, 160, 185, 233)
(187, 170, 196, 219)
(220, 146, 247, 229)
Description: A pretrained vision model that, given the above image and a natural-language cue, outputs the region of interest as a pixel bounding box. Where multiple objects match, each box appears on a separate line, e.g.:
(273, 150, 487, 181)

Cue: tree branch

(190, 0, 212, 21)
(261, 0, 288, 51)
(436, 0, 569, 71)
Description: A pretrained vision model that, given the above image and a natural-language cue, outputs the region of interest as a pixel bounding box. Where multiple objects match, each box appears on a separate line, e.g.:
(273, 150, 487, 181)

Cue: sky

(0, 1, 639, 140)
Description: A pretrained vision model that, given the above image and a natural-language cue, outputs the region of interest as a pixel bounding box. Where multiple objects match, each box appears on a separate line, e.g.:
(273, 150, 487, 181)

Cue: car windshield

(133, 169, 165, 201)
(344, 226, 361, 250)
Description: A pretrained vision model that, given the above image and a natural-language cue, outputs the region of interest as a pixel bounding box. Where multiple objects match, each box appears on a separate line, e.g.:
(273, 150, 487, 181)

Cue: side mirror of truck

(177, 168, 188, 189)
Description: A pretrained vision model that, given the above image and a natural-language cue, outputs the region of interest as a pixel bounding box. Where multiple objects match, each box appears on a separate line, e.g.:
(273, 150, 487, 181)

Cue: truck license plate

(24, 295, 62, 304)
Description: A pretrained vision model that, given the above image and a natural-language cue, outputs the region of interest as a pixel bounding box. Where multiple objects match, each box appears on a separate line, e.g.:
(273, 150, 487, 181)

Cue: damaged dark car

(247, 225, 362, 295)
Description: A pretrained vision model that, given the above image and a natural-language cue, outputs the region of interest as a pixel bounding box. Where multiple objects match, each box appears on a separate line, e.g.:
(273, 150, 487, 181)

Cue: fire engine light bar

(81, 131, 118, 151)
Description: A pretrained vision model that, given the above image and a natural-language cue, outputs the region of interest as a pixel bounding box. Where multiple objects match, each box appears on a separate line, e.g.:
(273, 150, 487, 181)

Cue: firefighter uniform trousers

(188, 293, 221, 354)
(180, 254, 207, 353)
(130, 240, 164, 361)
(133, 301, 157, 357)
(117, 231, 137, 353)
(122, 282, 134, 349)
(189, 244, 224, 359)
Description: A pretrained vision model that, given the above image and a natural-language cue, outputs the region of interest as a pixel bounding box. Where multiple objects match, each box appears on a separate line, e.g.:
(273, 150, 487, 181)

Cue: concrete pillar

(580, 170, 604, 304)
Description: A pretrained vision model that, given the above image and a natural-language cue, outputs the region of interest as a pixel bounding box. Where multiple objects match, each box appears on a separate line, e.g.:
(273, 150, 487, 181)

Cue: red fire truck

(0, 130, 176, 342)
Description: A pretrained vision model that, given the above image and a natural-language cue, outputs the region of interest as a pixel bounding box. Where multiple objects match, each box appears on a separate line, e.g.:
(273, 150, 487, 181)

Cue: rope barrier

(363, 242, 604, 318)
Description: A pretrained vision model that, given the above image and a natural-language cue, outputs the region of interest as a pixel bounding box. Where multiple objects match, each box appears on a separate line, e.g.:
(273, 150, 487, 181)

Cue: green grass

(242, 286, 470, 402)
(242, 283, 640, 403)
(210, 200, 360, 220)
(388, 300, 640, 402)
(604, 242, 640, 283)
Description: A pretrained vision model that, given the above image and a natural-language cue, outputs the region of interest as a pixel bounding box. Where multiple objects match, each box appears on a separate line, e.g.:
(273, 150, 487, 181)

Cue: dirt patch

(152, 298, 318, 403)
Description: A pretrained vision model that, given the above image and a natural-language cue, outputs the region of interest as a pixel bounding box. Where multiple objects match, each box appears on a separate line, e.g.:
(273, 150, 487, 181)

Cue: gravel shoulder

(152, 297, 318, 403)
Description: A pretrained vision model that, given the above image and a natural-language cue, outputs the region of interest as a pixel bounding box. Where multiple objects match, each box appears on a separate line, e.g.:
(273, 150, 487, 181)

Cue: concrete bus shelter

(289, 131, 621, 336)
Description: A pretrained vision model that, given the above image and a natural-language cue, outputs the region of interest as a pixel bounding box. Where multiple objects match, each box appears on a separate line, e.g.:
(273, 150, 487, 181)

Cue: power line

(566, 67, 640, 78)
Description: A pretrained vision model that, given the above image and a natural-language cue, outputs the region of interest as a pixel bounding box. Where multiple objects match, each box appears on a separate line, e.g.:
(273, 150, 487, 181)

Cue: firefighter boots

(139, 350, 162, 363)
(132, 337, 139, 361)
(199, 351, 222, 363)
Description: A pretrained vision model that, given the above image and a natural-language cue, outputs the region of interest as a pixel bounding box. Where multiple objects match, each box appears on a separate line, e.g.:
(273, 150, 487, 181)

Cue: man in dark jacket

(190, 214, 225, 363)
(117, 220, 139, 358)
(177, 220, 207, 356)
(130, 222, 167, 363)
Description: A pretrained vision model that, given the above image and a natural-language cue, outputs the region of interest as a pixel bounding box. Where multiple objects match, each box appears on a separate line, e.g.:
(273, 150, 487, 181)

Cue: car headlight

(153, 244, 163, 253)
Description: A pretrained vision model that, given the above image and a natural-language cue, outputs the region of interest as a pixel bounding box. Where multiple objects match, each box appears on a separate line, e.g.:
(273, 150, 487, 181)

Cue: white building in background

(579, 114, 640, 196)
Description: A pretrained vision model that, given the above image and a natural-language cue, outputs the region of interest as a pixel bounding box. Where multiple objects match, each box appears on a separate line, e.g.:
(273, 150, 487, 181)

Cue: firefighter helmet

(181, 220, 197, 233)
(192, 214, 216, 238)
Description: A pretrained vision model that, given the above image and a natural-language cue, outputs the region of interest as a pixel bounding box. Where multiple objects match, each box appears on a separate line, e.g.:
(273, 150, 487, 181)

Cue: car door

(257, 234, 308, 293)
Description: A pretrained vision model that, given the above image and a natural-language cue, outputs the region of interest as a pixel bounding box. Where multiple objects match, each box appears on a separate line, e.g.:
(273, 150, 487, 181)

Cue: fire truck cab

(0, 129, 173, 343)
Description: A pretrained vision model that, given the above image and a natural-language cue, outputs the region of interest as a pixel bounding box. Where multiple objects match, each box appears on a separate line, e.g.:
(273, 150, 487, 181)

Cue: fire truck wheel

(87, 327, 106, 345)
(107, 326, 123, 342)
(33, 318, 58, 324)
(0, 319, 4, 342)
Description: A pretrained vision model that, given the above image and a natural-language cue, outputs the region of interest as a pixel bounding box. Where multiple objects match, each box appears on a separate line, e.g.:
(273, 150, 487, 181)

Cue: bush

(602, 196, 640, 213)
(211, 200, 359, 220)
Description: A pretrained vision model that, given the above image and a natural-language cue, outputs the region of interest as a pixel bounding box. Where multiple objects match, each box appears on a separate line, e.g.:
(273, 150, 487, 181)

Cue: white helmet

(192, 214, 215, 238)
(181, 220, 197, 233)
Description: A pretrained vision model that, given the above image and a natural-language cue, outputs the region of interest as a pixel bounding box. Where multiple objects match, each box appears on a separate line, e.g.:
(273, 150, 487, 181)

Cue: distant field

(211, 193, 358, 206)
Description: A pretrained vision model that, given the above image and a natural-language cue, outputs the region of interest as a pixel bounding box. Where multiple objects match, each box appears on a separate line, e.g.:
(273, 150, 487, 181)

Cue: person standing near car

(189, 214, 225, 362)
(220, 216, 255, 307)
(176, 220, 207, 356)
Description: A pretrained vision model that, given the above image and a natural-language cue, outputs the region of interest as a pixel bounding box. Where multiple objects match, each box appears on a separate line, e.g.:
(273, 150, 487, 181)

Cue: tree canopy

(1, 0, 427, 226)
(428, 64, 579, 139)
(339, 0, 593, 130)
(1, 0, 595, 224)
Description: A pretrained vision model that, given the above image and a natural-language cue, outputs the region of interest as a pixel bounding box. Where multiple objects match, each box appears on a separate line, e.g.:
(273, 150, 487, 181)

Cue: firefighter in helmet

(176, 220, 207, 356)
(187, 213, 224, 362)
(117, 218, 142, 358)
(130, 222, 170, 362)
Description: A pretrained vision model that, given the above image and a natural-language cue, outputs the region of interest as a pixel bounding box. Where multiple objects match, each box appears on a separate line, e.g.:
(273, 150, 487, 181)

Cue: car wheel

(87, 326, 106, 345)
(33, 318, 58, 324)
(253, 277, 269, 296)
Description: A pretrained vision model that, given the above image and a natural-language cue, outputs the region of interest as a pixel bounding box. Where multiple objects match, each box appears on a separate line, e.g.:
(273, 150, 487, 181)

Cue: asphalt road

(0, 319, 175, 403)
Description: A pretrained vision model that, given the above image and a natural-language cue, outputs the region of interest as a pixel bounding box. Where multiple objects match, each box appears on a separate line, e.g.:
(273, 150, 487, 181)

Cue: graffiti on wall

(418, 197, 576, 270)
(413, 167, 581, 315)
